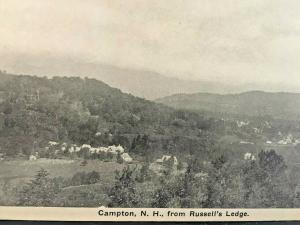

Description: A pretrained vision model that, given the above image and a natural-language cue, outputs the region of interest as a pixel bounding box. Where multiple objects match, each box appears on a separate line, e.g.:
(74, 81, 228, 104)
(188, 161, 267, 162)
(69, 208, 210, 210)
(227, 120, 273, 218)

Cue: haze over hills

(156, 91, 300, 120)
(1, 52, 300, 100)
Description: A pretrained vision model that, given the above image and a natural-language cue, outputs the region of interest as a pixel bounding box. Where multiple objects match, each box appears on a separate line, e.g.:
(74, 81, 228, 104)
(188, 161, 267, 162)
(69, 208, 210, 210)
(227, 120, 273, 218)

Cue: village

(22, 140, 186, 176)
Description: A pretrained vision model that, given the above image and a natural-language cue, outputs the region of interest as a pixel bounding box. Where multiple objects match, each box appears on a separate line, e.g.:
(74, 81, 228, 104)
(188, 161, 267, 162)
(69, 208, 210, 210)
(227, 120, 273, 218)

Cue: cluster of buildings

(29, 141, 133, 163)
(266, 133, 300, 146)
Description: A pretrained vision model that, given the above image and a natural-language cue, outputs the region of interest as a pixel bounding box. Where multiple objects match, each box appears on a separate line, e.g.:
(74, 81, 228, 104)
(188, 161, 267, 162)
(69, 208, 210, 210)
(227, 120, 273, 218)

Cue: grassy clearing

(0, 159, 127, 206)
(0, 158, 125, 181)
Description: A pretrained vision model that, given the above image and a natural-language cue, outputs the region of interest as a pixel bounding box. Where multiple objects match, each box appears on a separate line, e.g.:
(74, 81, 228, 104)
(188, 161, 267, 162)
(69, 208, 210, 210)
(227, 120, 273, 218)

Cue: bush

(69, 171, 100, 186)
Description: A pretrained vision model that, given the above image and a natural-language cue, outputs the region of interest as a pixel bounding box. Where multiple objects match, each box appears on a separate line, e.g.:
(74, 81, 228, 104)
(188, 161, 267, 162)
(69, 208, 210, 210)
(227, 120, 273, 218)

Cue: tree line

(16, 149, 300, 208)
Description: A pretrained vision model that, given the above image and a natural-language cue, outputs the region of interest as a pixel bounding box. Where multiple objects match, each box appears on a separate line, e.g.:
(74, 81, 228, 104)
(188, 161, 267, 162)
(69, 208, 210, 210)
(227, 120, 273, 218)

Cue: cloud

(0, 0, 300, 87)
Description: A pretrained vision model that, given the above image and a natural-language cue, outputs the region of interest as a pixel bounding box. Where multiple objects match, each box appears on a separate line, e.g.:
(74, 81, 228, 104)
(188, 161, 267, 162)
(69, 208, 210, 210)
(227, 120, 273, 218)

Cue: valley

(0, 71, 299, 208)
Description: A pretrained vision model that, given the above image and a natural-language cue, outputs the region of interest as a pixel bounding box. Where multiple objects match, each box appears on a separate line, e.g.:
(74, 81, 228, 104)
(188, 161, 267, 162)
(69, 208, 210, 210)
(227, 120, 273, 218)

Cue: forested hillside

(0, 71, 215, 159)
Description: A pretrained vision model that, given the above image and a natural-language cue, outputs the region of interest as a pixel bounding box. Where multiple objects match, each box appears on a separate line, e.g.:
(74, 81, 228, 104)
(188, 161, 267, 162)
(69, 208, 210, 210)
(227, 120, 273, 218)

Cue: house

(121, 153, 133, 163)
(96, 147, 108, 153)
(107, 145, 125, 155)
(244, 152, 255, 161)
(237, 121, 249, 128)
(115, 145, 125, 154)
(240, 141, 254, 145)
(286, 134, 294, 144)
(253, 128, 261, 134)
(156, 155, 178, 167)
(89, 148, 97, 154)
(81, 144, 92, 150)
(155, 158, 164, 163)
(163, 155, 178, 166)
(95, 132, 102, 137)
(29, 155, 37, 161)
(278, 140, 288, 145)
(151, 155, 179, 175)
(68, 146, 75, 153)
(49, 141, 59, 146)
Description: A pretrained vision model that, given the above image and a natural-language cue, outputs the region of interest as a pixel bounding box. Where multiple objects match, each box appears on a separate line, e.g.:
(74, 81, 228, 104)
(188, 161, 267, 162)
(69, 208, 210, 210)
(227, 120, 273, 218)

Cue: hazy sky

(0, 0, 300, 85)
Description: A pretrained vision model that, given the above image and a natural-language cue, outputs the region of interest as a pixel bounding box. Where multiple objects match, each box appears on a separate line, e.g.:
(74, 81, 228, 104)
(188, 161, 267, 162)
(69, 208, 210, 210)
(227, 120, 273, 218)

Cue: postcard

(0, 0, 299, 222)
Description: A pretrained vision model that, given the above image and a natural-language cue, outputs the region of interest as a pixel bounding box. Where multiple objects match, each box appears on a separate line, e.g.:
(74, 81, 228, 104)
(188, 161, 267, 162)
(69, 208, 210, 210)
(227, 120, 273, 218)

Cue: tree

(86, 171, 100, 184)
(258, 149, 287, 176)
(130, 134, 150, 156)
(204, 154, 244, 208)
(70, 171, 100, 186)
(242, 150, 294, 207)
(176, 164, 195, 207)
(18, 168, 60, 206)
(116, 152, 123, 164)
(136, 162, 151, 182)
(255, 150, 292, 207)
(108, 166, 139, 207)
(152, 176, 178, 208)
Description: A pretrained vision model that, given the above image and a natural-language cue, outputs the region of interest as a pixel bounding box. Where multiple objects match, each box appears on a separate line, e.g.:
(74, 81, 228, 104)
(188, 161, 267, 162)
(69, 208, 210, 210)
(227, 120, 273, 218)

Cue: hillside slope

(0, 72, 214, 158)
(156, 91, 300, 120)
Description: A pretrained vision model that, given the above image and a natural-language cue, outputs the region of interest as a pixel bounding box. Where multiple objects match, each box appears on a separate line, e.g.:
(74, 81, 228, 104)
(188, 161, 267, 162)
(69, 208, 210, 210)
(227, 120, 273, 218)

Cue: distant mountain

(156, 91, 300, 120)
(0, 52, 234, 99)
(1, 52, 300, 100)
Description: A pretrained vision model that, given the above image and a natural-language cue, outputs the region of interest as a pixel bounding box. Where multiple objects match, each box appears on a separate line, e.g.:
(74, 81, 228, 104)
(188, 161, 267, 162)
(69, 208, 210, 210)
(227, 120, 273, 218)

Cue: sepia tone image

(0, 0, 300, 209)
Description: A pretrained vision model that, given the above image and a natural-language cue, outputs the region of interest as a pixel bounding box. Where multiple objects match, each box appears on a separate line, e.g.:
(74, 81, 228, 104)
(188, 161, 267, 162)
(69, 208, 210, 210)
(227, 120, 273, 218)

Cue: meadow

(0, 159, 126, 206)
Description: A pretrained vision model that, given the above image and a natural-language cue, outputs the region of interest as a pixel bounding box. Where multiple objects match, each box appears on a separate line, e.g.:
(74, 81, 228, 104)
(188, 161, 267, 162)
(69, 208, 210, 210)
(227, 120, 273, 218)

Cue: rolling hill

(156, 91, 300, 120)
(0, 71, 215, 158)
(0, 52, 239, 100)
(2, 52, 300, 100)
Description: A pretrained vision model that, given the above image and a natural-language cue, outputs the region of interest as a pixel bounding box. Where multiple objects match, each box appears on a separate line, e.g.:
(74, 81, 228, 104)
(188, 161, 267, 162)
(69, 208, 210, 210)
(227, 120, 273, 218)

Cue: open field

(0, 159, 127, 206)
(0, 158, 125, 181)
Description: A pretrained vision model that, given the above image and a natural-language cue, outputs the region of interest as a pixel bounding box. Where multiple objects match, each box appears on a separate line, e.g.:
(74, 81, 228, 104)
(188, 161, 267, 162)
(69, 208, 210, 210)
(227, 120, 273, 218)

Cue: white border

(0, 207, 299, 221)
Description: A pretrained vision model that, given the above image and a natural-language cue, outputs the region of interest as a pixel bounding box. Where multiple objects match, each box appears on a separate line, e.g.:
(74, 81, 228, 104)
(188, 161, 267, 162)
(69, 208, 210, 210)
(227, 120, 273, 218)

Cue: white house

(96, 147, 108, 153)
(156, 155, 178, 166)
(81, 144, 92, 149)
(95, 132, 102, 137)
(68, 146, 75, 153)
(237, 121, 249, 128)
(240, 141, 254, 145)
(29, 155, 37, 161)
(116, 145, 125, 154)
(48, 141, 59, 146)
(244, 152, 256, 161)
(278, 140, 288, 145)
(121, 153, 133, 163)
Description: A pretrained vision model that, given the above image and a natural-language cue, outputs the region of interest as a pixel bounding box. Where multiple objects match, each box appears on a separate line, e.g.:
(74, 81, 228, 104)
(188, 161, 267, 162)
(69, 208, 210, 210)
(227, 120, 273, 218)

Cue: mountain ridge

(156, 91, 300, 120)
(2, 52, 300, 100)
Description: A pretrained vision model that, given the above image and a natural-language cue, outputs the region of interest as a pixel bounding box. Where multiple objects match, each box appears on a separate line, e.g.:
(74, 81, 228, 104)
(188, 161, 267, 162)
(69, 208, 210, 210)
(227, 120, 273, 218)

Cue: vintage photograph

(0, 0, 300, 210)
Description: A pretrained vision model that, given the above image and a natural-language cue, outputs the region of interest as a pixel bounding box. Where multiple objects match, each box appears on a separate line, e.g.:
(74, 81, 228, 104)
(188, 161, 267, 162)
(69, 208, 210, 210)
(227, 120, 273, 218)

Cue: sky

(0, 0, 300, 87)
